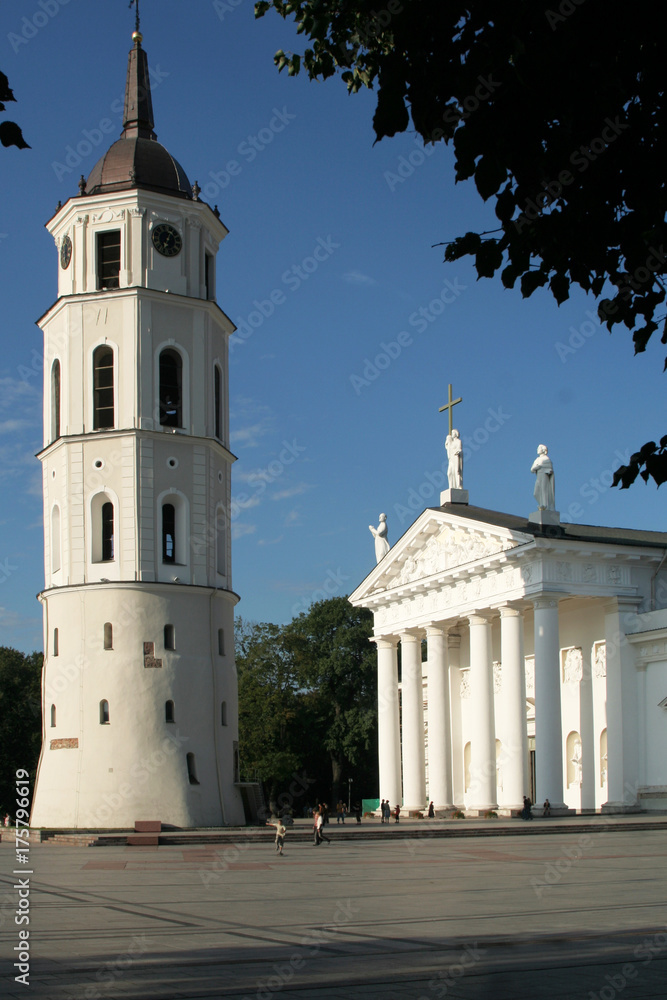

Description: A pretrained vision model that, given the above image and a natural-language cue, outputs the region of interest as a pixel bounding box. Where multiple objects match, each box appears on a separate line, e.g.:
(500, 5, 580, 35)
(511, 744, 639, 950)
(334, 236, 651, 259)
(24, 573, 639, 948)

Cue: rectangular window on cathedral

(97, 230, 121, 289)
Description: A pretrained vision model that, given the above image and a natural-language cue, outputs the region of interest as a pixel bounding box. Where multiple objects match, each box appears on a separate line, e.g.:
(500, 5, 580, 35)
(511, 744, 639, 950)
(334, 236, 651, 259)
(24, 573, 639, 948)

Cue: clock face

(152, 223, 182, 258)
(60, 234, 72, 270)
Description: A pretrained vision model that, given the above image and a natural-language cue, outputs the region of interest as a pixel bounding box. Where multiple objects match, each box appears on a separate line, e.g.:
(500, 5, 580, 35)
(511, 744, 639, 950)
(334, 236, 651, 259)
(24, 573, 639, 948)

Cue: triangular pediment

(351, 508, 533, 604)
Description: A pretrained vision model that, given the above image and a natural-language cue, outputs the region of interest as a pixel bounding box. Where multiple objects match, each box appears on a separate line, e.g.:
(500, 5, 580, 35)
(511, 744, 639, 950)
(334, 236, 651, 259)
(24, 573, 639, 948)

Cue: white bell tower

(31, 28, 246, 828)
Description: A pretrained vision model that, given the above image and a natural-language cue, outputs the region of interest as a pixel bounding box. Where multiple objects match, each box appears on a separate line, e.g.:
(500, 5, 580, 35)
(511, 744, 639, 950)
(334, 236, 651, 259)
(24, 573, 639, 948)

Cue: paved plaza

(2, 819, 667, 999)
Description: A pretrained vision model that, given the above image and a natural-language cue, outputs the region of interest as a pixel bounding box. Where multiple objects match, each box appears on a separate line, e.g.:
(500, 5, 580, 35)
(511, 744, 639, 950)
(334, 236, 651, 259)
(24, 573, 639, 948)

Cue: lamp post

(348, 777, 352, 812)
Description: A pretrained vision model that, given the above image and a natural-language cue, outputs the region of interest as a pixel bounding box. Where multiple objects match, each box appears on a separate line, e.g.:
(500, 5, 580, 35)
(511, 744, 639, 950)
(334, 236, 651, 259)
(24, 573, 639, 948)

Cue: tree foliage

(235, 598, 377, 808)
(0, 70, 30, 149)
(0, 647, 42, 817)
(256, 0, 667, 487)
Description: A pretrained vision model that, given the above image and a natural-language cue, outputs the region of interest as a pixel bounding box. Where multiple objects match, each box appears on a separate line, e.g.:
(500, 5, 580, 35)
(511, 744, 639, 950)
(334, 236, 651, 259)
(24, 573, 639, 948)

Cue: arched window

(53, 627, 59, 657)
(50, 704, 56, 727)
(165, 700, 175, 723)
(162, 503, 176, 563)
(103, 622, 113, 650)
(159, 349, 182, 427)
(214, 364, 222, 439)
(51, 505, 61, 573)
(221, 701, 227, 726)
(51, 359, 61, 441)
(99, 700, 110, 724)
(93, 346, 114, 430)
(102, 502, 114, 561)
(217, 628, 225, 656)
(186, 752, 199, 785)
(164, 624, 175, 650)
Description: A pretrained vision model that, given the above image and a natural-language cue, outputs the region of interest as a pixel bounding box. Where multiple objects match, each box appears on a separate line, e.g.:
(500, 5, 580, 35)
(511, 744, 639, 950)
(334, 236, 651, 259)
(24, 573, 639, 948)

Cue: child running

(266, 817, 287, 855)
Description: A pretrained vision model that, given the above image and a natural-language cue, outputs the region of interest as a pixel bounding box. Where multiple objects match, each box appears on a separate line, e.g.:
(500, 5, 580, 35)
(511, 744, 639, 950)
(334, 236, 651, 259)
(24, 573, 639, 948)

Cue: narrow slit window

(205, 252, 213, 300)
(100, 699, 110, 724)
(162, 503, 176, 563)
(159, 349, 182, 427)
(51, 359, 61, 440)
(218, 628, 224, 656)
(165, 700, 175, 723)
(186, 752, 199, 785)
(104, 622, 113, 650)
(97, 230, 121, 289)
(53, 627, 59, 657)
(221, 701, 227, 726)
(164, 624, 175, 650)
(214, 365, 222, 439)
(101, 502, 114, 561)
(93, 346, 114, 429)
(50, 704, 56, 727)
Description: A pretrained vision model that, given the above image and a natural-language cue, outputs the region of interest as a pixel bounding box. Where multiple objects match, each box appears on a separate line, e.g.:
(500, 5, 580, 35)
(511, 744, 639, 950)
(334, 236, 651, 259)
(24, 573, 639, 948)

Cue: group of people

(379, 799, 400, 823)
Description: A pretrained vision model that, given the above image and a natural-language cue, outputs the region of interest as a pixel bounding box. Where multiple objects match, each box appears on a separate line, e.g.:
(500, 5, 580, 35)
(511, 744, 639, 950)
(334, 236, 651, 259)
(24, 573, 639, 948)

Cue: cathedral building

(30, 29, 246, 828)
(351, 482, 667, 816)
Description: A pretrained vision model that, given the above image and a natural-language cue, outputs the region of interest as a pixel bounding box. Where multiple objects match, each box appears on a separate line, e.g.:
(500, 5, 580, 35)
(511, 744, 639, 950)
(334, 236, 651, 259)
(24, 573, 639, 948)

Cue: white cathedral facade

(351, 490, 667, 816)
(30, 30, 246, 828)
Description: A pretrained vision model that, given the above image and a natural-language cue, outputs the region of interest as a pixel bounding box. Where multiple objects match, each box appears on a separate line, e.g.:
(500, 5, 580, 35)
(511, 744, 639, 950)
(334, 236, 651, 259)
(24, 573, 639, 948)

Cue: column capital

(532, 594, 561, 611)
(399, 629, 422, 645)
(372, 635, 398, 650)
(425, 623, 451, 638)
(468, 613, 492, 627)
(498, 604, 523, 619)
(447, 632, 462, 649)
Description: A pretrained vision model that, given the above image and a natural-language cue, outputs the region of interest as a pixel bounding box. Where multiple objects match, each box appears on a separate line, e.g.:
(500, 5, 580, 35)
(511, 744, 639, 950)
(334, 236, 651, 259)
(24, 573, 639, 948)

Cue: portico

(350, 500, 667, 815)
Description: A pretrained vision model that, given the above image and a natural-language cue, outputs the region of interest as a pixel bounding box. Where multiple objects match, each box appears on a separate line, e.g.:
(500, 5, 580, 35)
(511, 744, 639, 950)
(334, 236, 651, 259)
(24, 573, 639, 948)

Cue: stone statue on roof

(531, 444, 556, 511)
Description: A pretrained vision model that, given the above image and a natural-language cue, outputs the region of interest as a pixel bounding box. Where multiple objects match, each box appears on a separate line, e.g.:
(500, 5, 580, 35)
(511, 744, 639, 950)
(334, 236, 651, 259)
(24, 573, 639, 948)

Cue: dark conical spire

(121, 32, 156, 140)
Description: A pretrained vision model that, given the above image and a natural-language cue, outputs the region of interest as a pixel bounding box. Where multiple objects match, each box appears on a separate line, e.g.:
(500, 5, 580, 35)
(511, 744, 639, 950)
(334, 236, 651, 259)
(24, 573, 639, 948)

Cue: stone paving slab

(2, 825, 667, 999)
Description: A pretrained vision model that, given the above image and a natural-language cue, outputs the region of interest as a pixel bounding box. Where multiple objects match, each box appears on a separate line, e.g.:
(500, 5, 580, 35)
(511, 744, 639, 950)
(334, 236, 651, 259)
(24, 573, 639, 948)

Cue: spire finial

(129, 0, 142, 44)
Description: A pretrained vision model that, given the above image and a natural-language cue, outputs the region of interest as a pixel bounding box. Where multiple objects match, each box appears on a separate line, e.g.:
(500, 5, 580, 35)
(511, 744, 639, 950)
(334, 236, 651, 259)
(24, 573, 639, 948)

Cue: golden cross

(438, 383, 462, 435)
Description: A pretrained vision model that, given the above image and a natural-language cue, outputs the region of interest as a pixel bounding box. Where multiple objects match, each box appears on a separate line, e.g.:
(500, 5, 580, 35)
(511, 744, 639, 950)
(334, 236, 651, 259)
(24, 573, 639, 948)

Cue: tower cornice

(36, 426, 237, 465)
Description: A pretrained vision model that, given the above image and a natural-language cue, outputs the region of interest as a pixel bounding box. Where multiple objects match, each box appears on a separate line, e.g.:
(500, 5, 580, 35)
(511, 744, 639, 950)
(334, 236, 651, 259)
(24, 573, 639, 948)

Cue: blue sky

(1, 0, 665, 653)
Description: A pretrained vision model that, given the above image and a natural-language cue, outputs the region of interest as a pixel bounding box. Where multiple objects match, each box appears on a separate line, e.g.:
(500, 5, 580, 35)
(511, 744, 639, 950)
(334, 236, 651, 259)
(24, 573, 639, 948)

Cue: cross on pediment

(438, 383, 462, 435)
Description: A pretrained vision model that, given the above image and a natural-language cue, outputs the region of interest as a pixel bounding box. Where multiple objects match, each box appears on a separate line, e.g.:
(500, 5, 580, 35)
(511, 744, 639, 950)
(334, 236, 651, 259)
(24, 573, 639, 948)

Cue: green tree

(256, 0, 667, 487)
(1, 70, 30, 149)
(284, 597, 376, 806)
(235, 618, 303, 810)
(0, 647, 42, 818)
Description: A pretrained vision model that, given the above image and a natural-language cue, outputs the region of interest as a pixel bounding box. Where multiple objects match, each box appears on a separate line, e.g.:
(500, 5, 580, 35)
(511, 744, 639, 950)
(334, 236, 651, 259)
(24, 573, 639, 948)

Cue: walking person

(394, 803, 401, 824)
(380, 799, 385, 823)
(384, 800, 391, 824)
(315, 808, 331, 845)
(266, 817, 287, 856)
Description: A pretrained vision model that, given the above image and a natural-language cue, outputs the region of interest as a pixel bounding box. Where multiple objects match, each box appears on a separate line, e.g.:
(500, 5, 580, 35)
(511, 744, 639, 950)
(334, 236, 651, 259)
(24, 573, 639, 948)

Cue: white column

(603, 598, 641, 811)
(498, 606, 528, 811)
(468, 615, 497, 812)
(425, 625, 453, 811)
(448, 633, 464, 807)
(533, 596, 565, 809)
(375, 636, 402, 808)
(400, 631, 426, 813)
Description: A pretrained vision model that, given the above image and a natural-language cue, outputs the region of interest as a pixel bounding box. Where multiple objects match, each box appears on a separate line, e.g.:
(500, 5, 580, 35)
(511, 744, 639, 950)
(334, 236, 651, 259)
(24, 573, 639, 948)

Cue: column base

(465, 805, 499, 817)
(402, 806, 426, 816)
(601, 801, 642, 814)
(531, 804, 574, 816)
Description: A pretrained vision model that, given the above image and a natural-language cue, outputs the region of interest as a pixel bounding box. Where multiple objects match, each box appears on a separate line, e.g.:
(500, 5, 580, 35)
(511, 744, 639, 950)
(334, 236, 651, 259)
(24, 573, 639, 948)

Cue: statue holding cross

(439, 384, 464, 490)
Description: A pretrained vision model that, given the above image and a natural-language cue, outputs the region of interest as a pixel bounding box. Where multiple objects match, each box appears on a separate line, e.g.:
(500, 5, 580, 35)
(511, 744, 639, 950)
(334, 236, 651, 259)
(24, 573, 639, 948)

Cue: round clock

(152, 223, 182, 258)
(60, 234, 72, 270)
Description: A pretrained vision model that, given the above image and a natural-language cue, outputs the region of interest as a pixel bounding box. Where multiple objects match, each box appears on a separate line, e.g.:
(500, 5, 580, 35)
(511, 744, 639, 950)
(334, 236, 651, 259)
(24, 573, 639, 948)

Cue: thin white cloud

(235, 494, 261, 511)
(271, 483, 313, 501)
(342, 269, 377, 287)
(257, 535, 284, 547)
(0, 419, 32, 434)
(232, 523, 257, 540)
(230, 423, 271, 448)
(283, 509, 303, 527)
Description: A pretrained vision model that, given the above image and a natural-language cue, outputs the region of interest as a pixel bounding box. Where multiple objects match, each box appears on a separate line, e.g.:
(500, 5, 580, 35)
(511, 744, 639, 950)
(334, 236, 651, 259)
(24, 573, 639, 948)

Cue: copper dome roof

(87, 136, 192, 199)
